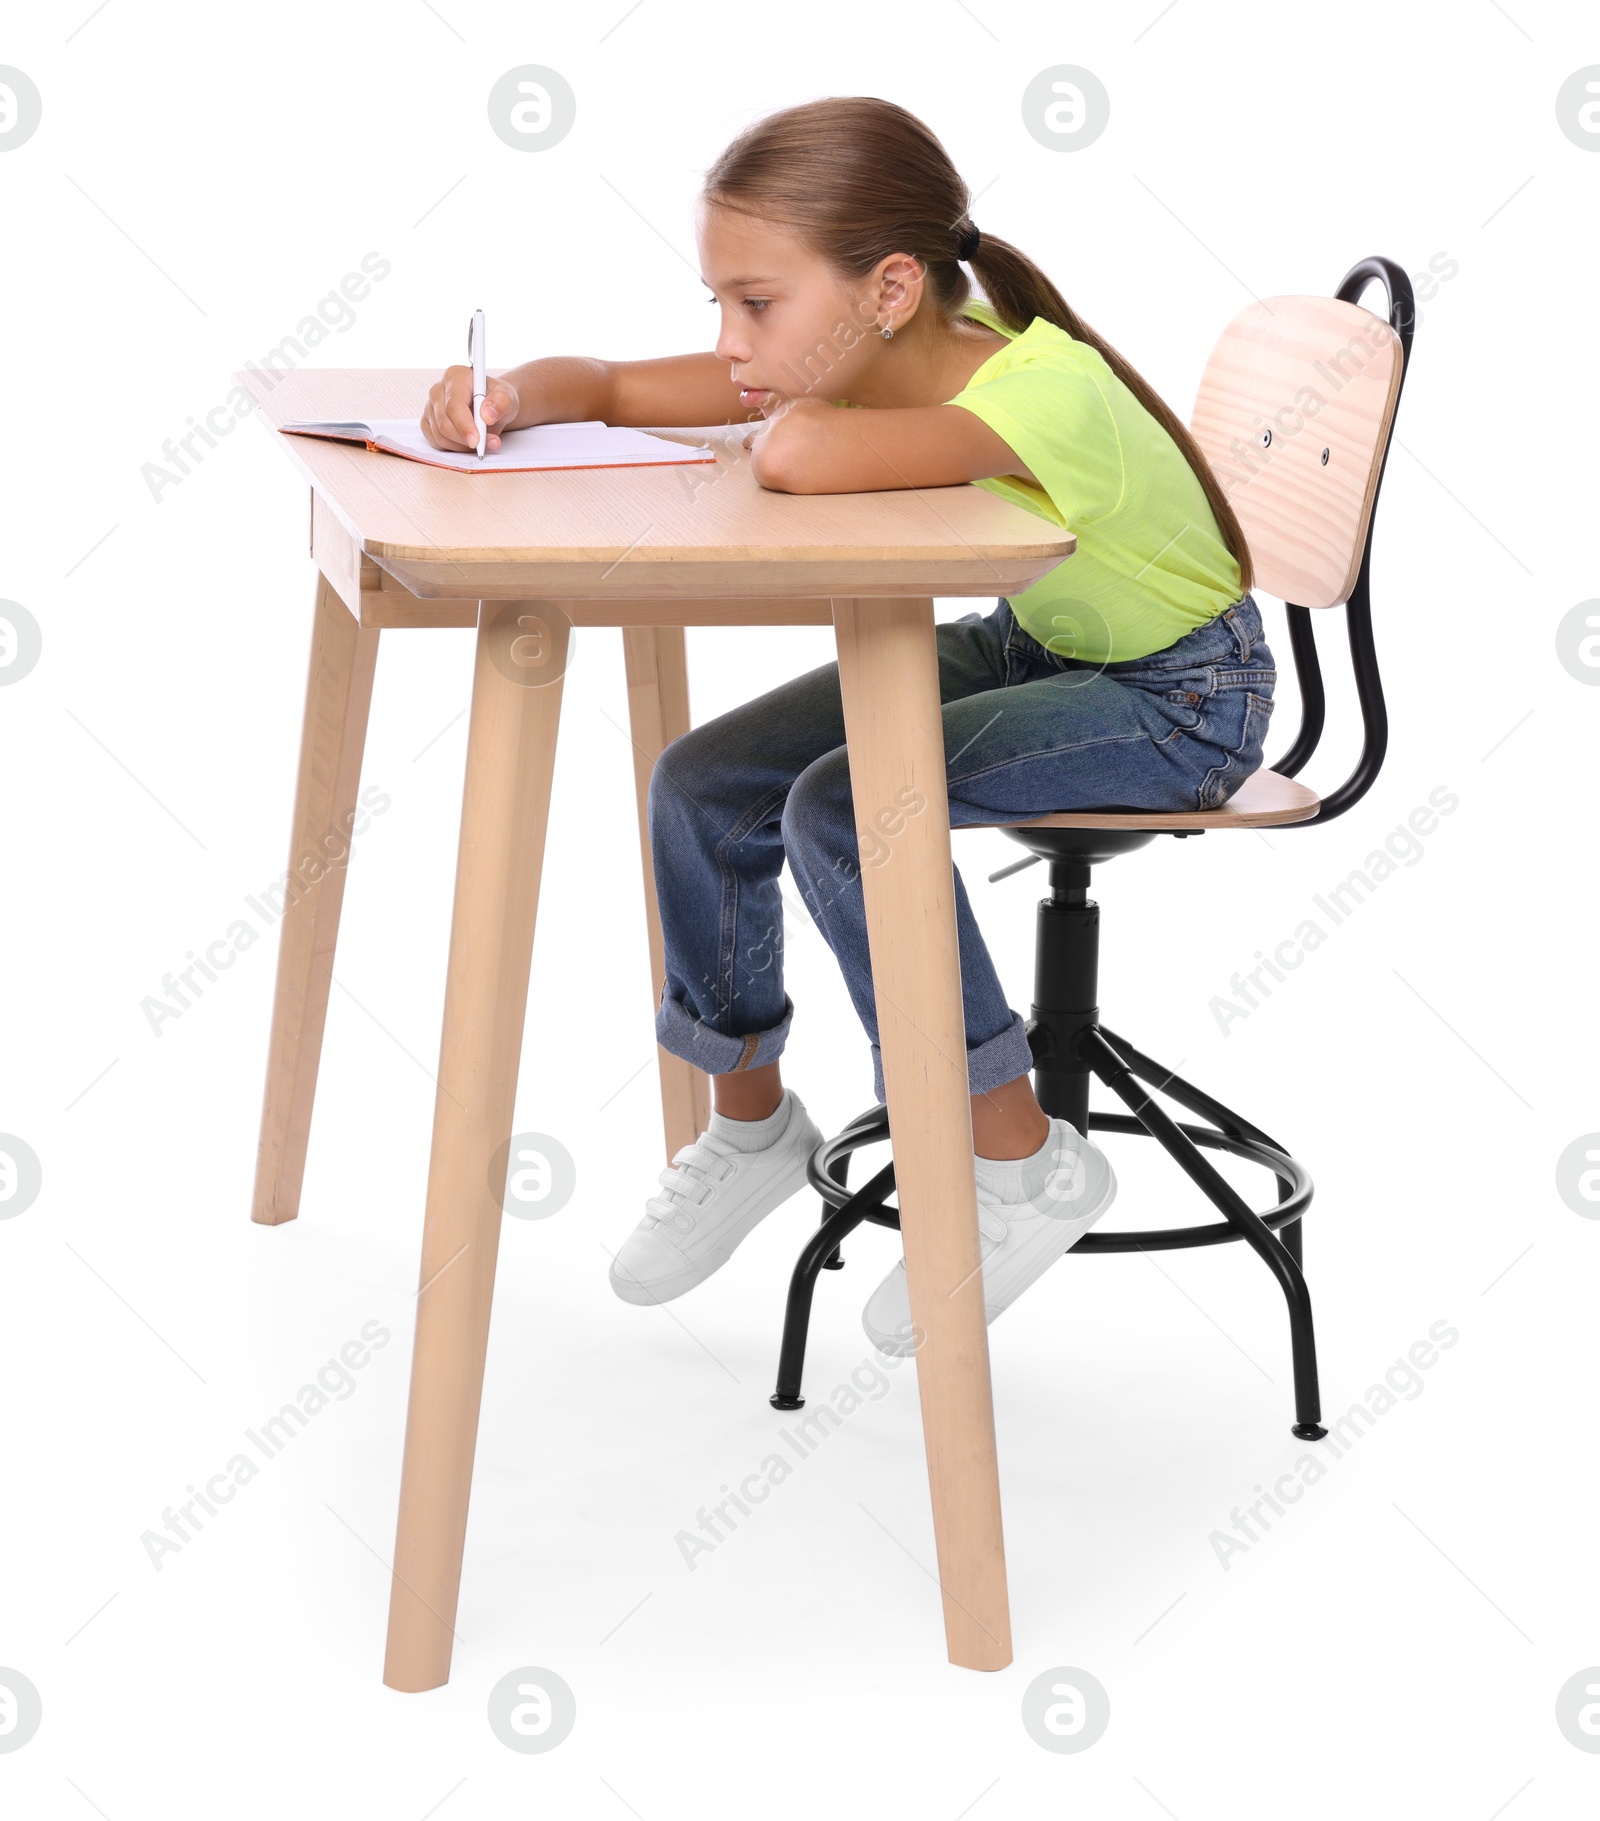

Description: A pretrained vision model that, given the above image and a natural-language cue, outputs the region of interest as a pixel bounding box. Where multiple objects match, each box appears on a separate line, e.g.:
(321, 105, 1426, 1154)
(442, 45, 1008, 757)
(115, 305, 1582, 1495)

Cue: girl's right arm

(421, 352, 755, 453)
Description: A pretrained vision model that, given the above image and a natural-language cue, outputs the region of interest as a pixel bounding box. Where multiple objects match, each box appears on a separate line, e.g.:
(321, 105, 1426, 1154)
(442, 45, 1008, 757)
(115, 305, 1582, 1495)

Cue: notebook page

(363, 417, 713, 471)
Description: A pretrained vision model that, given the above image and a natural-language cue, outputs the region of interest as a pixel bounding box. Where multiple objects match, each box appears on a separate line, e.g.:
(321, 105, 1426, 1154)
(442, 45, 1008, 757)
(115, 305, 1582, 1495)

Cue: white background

(2, 1, 1595, 1815)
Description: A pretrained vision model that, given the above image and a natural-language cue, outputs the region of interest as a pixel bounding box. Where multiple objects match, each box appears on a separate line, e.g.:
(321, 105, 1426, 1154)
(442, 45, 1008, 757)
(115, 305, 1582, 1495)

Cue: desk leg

(383, 601, 568, 1693)
(252, 571, 381, 1226)
(621, 625, 711, 1160)
(831, 595, 1013, 1673)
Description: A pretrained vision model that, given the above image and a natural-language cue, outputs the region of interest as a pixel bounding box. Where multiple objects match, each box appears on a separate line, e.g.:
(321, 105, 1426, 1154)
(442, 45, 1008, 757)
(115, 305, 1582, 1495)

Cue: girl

(421, 97, 1274, 1352)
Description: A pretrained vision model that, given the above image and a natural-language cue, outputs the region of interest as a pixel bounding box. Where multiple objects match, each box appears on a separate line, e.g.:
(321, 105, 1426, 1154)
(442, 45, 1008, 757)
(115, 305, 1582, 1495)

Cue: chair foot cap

(1292, 1421, 1328, 1441)
(769, 1393, 805, 1411)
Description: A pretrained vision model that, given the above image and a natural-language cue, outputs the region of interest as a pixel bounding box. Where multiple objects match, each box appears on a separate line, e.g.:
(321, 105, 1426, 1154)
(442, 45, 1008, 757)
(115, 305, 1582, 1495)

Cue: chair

(770, 257, 1415, 1440)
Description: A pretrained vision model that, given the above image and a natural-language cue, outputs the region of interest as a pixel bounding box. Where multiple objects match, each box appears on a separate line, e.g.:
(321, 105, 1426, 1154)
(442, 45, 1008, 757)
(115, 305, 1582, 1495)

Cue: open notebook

(278, 416, 717, 475)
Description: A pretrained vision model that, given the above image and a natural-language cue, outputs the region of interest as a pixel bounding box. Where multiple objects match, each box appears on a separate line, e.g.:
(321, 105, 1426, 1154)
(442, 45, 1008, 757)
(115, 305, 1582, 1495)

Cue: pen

(469, 308, 487, 458)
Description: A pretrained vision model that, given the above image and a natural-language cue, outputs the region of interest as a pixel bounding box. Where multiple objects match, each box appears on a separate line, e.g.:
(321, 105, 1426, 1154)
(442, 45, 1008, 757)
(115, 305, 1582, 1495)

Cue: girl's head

(697, 96, 1252, 594)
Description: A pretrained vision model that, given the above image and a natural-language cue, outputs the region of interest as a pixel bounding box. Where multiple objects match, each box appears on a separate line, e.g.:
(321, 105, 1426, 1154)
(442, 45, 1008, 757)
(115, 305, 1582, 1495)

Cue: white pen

(469, 308, 487, 458)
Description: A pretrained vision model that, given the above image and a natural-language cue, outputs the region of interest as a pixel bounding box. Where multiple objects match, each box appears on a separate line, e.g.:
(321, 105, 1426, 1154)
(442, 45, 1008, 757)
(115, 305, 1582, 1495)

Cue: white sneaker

(610, 1089, 825, 1306)
(861, 1119, 1116, 1355)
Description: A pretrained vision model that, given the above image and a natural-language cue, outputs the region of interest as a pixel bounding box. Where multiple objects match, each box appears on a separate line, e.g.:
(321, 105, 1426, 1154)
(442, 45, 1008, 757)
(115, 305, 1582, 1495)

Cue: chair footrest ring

(804, 1104, 1311, 1254)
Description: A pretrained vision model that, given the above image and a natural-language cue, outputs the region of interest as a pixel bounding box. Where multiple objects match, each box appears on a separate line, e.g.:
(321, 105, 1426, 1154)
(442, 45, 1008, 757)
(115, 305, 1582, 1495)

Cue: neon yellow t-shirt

(944, 299, 1243, 664)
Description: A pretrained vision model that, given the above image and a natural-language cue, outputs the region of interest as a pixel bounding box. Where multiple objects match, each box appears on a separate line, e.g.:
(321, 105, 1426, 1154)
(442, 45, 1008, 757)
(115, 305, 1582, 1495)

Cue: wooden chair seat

(967, 766, 1319, 833)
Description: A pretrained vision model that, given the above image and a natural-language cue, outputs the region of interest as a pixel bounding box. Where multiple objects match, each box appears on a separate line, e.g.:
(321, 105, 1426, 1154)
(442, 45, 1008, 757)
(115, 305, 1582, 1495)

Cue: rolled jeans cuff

(869, 1008, 1035, 1104)
(656, 987, 795, 1077)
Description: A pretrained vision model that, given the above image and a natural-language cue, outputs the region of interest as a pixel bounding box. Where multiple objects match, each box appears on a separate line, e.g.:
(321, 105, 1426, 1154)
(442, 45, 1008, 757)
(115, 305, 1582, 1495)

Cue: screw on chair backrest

(1191, 284, 1405, 608)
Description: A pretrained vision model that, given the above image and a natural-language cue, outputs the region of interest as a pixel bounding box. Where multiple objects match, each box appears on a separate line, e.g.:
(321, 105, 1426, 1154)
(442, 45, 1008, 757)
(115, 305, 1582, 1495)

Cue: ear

(874, 251, 927, 319)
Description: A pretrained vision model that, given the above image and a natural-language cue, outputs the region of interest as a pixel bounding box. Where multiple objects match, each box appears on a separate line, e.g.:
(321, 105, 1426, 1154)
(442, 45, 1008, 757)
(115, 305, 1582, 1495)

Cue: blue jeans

(649, 593, 1276, 1103)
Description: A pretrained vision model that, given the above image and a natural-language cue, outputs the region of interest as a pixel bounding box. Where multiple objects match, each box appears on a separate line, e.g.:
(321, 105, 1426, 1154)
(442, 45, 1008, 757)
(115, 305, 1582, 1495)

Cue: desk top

(237, 368, 1074, 602)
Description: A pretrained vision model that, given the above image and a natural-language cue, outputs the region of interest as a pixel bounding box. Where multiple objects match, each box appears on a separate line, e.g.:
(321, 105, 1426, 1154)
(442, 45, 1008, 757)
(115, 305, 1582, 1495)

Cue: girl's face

(697, 203, 909, 413)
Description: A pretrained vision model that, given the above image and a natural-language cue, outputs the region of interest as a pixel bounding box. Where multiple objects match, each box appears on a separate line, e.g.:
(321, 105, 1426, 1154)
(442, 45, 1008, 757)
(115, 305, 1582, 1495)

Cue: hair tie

(957, 220, 981, 261)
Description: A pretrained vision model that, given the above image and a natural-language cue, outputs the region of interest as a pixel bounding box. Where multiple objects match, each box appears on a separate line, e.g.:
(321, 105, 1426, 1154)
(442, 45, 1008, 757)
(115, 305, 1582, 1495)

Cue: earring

(880, 323, 894, 340)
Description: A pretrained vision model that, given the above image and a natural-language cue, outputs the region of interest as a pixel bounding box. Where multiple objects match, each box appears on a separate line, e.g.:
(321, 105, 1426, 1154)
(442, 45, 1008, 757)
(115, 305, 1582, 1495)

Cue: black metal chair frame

(770, 257, 1417, 1441)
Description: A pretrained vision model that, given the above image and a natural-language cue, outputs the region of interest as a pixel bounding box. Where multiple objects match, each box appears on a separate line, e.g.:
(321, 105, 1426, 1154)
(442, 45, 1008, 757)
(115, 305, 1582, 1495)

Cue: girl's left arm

(746, 398, 1040, 493)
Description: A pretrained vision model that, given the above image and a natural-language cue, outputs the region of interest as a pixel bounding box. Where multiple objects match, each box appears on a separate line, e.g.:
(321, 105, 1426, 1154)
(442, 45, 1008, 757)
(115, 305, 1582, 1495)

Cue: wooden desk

(239, 368, 1075, 1688)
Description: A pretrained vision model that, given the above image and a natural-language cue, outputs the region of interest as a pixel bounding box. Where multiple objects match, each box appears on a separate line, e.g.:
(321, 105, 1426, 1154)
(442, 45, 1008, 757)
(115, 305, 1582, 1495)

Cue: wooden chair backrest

(1190, 294, 1404, 608)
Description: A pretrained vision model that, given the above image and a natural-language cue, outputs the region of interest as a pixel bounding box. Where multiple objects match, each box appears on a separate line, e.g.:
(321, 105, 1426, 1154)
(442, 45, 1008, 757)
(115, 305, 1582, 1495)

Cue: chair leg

(1098, 1025, 1285, 1150)
(1098, 1024, 1310, 1272)
(1081, 1029, 1327, 1441)
(1277, 1184, 1305, 1270)
(822, 1146, 851, 1269)
(770, 1160, 896, 1410)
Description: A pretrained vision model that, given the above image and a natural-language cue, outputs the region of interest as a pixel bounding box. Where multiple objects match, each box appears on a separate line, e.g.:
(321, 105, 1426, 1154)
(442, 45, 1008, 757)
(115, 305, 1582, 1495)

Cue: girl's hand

(421, 367, 522, 453)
